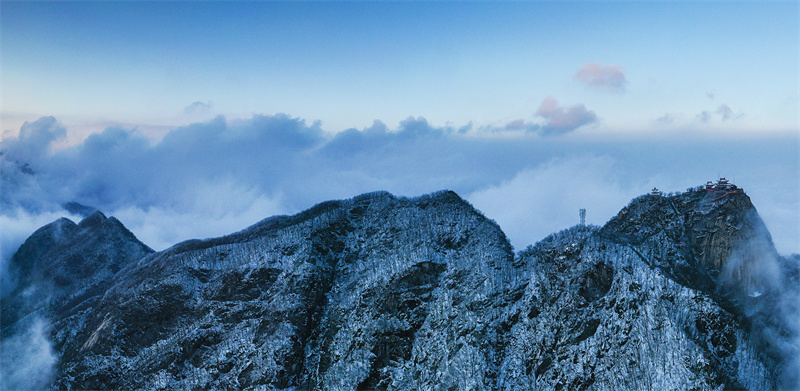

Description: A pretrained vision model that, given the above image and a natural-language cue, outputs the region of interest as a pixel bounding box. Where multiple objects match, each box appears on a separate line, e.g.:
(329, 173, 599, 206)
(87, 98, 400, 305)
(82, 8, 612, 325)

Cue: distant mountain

(2, 188, 797, 390)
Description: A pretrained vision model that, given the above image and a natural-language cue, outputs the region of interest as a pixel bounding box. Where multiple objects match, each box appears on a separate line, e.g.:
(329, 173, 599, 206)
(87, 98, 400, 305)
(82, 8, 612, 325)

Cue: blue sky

(1, 1, 798, 257)
(3, 1, 797, 134)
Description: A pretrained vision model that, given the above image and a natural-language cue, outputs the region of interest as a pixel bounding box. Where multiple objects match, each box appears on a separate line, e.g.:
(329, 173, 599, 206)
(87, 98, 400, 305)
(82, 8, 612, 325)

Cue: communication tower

(579, 209, 586, 226)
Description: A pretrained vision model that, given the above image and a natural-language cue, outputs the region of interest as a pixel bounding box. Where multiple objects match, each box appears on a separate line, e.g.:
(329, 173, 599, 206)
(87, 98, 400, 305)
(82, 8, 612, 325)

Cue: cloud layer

(0, 315, 57, 390)
(468, 156, 639, 249)
(0, 116, 797, 387)
(1, 114, 797, 262)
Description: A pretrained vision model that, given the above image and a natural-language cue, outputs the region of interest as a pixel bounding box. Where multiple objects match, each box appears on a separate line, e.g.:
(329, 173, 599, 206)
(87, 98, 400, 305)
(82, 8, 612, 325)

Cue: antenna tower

(579, 209, 586, 226)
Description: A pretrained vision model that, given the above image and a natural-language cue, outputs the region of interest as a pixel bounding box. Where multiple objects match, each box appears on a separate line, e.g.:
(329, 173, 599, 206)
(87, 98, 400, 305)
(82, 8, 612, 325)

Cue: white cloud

(183, 100, 213, 115)
(111, 180, 287, 251)
(696, 110, 712, 123)
(693, 104, 741, 124)
(0, 315, 57, 391)
(535, 97, 598, 135)
(468, 156, 642, 250)
(1, 114, 797, 258)
(574, 62, 627, 93)
(656, 113, 677, 125)
(716, 104, 734, 121)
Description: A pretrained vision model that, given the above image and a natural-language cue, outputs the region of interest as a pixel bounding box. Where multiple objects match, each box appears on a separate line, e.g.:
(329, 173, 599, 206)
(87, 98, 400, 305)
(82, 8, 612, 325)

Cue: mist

(0, 315, 57, 391)
(2, 115, 797, 260)
(0, 114, 797, 390)
(0, 209, 83, 296)
(719, 218, 800, 389)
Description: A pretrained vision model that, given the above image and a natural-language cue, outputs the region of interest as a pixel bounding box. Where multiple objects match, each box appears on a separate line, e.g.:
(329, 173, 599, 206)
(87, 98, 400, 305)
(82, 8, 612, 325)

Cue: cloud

(0, 113, 797, 391)
(0, 315, 57, 391)
(695, 104, 740, 123)
(1, 116, 66, 164)
(574, 62, 627, 93)
(719, 228, 800, 390)
(322, 120, 391, 158)
(502, 119, 541, 133)
(397, 116, 443, 139)
(505, 119, 526, 130)
(111, 180, 286, 251)
(534, 97, 598, 135)
(322, 116, 452, 158)
(468, 156, 640, 249)
(656, 113, 676, 125)
(183, 100, 213, 114)
(716, 104, 734, 121)
(0, 114, 797, 260)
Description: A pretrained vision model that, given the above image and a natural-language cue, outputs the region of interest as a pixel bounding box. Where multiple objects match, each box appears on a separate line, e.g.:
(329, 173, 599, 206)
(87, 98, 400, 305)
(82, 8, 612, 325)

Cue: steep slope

(4, 187, 795, 390)
(49, 191, 518, 390)
(1, 211, 153, 336)
(600, 188, 799, 388)
(496, 187, 796, 390)
(600, 186, 783, 301)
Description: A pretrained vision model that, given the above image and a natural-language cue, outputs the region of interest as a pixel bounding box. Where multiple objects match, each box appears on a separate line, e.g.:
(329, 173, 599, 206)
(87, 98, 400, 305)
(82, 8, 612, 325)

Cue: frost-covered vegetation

(2, 188, 795, 390)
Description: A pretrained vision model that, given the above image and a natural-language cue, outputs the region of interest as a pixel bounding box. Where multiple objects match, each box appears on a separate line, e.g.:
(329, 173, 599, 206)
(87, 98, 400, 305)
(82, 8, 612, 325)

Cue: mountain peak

(601, 186, 778, 297)
(1, 211, 153, 332)
(4, 188, 795, 390)
(76, 210, 107, 229)
(62, 201, 99, 218)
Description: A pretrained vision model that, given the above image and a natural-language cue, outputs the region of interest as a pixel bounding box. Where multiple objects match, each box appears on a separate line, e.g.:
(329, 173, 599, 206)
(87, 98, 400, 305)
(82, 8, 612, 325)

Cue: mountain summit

(2, 210, 153, 334)
(2, 188, 797, 390)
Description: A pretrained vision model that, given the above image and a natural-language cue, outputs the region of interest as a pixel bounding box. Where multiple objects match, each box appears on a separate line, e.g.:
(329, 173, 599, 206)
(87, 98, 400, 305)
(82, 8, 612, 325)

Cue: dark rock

(2, 188, 794, 390)
(1, 211, 153, 336)
(62, 202, 99, 218)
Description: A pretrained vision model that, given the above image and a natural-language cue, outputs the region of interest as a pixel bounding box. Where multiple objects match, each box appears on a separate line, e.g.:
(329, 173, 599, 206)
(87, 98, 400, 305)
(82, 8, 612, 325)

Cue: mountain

(1, 211, 153, 335)
(1, 188, 797, 390)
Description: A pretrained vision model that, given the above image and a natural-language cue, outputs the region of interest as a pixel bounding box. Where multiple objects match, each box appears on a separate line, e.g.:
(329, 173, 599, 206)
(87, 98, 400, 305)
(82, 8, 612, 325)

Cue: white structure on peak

(704, 177, 744, 200)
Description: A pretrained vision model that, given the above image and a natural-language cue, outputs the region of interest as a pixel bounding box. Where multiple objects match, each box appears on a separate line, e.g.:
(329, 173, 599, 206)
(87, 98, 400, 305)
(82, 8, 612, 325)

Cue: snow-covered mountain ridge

(2, 188, 798, 390)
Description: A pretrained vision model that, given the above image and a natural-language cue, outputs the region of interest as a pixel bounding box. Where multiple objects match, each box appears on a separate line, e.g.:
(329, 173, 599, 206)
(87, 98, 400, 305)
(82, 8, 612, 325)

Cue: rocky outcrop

(1, 211, 153, 337)
(44, 191, 517, 390)
(500, 227, 771, 390)
(2, 188, 796, 390)
(599, 188, 799, 388)
(600, 187, 782, 300)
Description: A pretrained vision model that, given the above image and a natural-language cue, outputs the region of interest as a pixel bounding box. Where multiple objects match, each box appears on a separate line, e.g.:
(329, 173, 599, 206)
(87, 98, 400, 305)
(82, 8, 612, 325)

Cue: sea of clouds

(0, 113, 798, 389)
(2, 114, 796, 256)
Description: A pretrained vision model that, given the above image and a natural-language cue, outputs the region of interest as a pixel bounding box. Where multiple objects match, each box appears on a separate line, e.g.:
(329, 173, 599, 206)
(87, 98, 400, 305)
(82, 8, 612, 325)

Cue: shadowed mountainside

(2, 188, 797, 390)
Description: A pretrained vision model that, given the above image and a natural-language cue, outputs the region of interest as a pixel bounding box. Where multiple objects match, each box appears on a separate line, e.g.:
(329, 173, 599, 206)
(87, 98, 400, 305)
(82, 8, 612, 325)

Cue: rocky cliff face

(1, 211, 153, 336)
(600, 188, 799, 388)
(2, 188, 796, 390)
(499, 188, 797, 390)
